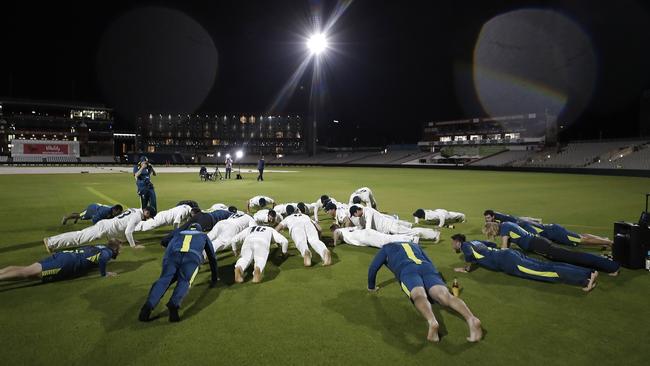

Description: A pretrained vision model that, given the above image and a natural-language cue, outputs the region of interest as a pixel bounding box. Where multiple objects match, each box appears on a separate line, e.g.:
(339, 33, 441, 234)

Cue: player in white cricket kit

(275, 210, 332, 267)
(413, 208, 466, 227)
(204, 203, 229, 212)
(350, 206, 440, 242)
(135, 204, 192, 231)
(348, 187, 377, 209)
(331, 225, 418, 248)
(296, 202, 320, 222)
(272, 202, 298, 216)
(324, 201, 353, 227)
(44, 207, 155, 251)
(229, 225, 289, 283)
(253, 209, 283, 226)
(246, 195, 275, 213)
(207, 212, 256, 252)
(312, 195, 339, 212)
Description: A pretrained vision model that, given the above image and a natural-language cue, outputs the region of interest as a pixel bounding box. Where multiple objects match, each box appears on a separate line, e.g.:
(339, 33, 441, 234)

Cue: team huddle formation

(0, 157, 620, 343)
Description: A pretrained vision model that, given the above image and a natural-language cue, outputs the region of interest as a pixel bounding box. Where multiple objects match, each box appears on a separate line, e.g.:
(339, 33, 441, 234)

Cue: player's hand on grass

(105, 272, 118, 277)
(133, 244, 146, 249)
(454, 267, 468, 273)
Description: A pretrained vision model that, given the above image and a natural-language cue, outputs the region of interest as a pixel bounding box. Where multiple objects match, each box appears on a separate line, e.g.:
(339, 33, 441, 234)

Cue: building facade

(0, 99, 114, 157)
(136, 113, 304, 156)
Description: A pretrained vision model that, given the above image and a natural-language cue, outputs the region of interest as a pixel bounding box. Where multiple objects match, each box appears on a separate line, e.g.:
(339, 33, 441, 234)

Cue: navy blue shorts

(39, 253, 76, 282)
(399, 263, 446, 298)
(542, 224, 581, 247)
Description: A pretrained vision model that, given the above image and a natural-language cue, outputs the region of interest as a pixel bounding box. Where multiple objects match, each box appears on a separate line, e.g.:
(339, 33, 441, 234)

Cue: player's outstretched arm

(367, 247, 387, 290)
(500, 236, 509, 249)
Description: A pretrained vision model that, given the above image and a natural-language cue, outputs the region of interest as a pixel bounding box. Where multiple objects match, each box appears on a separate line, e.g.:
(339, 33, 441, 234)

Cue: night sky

(3, 0, 650, 146)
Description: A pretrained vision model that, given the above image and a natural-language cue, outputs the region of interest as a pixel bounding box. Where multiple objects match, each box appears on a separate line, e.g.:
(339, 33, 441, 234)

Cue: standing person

(225, 155, 233, 179)
(134, 156, 157, 211)
(138, 223, 218, 322)
(367, 241, 482, 343)
(450, 234, 598, 292)
(61, 203, 123, 225)
(257, 155, 265, 181)
(229, 225, 289, 283)
(0, 240, 121, 282)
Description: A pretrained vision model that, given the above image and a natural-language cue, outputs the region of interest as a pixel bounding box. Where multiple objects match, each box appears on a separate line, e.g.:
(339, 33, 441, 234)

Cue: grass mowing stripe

(85, 186, 125, 207)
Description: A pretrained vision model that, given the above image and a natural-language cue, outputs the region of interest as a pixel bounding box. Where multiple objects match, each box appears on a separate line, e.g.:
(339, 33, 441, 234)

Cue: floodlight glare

(236, 150, 243, 159)
(307, 33, 328, 55)
(226, 153, 231, 159)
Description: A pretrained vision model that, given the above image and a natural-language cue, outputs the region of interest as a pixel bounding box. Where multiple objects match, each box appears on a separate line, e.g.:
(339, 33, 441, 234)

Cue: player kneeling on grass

(331, 224, 418, 248)
(45, 207, 156, 252)
(229, 225, 289, 283)
(412, 208, 465, 228)
(139, 223, 218, 323)
(0, 239, 121, 282)
(450, 234, 598, 292)
(367, 241, 482, 343)
(61, 203, 123, 225)
(275, 205, 332, 267)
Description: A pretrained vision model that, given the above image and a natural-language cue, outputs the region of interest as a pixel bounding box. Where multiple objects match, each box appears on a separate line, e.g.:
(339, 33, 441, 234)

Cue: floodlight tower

(306, 33, 329, 156)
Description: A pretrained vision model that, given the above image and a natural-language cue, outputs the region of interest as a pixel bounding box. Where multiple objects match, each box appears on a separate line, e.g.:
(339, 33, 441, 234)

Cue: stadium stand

(586, 142, 650, 169)
(515, 140, 648, 168)
(469, 150, 535, 166)
(45, 156, 78, 163)
(12, 156, 45, 163)
(79, 156, 117, 163)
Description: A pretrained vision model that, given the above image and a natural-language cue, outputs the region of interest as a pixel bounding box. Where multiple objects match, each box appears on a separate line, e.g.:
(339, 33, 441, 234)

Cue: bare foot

(427, 320, 440, 342)
(467, 317, 482, 342)
(252, 266, 262, 283)
(303, 250, 312, 267)
(322, 249, 332, 266)
(582, 271, 599, 292)
(234, 267, 244, 283)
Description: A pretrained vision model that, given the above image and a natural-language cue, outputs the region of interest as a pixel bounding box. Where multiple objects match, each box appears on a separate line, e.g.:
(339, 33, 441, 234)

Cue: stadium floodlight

(225, 153, 231, 159)
(236, 150, 243, 159)
(307, 33, 328, 55)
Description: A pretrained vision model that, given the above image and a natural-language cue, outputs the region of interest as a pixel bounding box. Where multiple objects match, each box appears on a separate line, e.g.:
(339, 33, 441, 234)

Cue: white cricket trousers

(290, 225, 328, 259)
(235, 238, 270, 273)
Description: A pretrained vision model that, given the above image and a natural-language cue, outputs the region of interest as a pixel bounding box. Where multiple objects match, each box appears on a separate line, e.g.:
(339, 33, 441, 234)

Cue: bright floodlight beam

(236, 150, 243, 159)
(307, 33, 328, 55)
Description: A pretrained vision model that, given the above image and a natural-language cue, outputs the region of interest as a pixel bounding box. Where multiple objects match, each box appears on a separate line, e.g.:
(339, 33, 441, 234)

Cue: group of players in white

(42, 186, 464, 283)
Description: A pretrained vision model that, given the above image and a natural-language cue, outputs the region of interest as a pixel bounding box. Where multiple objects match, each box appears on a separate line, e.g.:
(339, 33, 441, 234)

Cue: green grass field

(1, 167, 648, 365)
